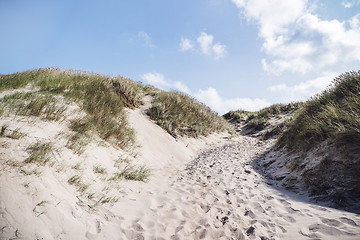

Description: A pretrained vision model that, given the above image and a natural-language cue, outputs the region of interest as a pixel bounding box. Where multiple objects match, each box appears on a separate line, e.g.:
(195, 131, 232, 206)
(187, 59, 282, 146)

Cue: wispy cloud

(232, 0, 360, 75)
(341, 0, 360, 8)
(180, 32, 227, 59)
(138, 31, 156, 49)
(194, 87, 270, 114)
(173, 81, 191, 94)
(268, 72, 338, 101)
(180, 37, 194, 51)
(197, 32, 214, 55)
(141, 71, 190, 94)
(141, 72, 168, 86)
(141, 72, 269, 114)
(212, 43, 227, 59)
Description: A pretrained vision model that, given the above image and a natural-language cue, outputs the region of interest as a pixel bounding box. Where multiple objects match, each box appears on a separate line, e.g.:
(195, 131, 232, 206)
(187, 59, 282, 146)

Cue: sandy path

(108, 136, 360, 240)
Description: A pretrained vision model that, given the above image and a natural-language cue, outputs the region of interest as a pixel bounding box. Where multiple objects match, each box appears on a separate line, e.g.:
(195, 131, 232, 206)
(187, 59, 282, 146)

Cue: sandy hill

(1, 69, 360, 239)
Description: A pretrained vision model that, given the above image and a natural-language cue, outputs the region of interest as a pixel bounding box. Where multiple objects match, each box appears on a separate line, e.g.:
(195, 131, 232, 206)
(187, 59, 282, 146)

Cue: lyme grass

(0, 124, 8, 136)
(245, 102, 302, 133)
(0, 92, 67, 121)
(93, 165, 106, 174)
(278, 71, 360, 154)
(110, 165, 150, 182)
(25, 142, 53, 165)
(66, 132, 91, 155)
(6, 128, 24, 139)
(223, 110, 250, 124)
(274, 71, 360, 204)
(147, 91, 231, 138)
(68, 175, 89, 193)
(0, 68, 143, 150)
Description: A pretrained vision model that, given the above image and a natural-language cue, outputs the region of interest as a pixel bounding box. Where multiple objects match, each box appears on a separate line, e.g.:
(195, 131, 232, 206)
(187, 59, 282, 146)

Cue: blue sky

(1, 0, 360, 114)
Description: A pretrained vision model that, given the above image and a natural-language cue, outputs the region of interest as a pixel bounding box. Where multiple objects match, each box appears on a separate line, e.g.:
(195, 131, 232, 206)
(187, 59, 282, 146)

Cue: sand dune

(1, 95, 360, 239)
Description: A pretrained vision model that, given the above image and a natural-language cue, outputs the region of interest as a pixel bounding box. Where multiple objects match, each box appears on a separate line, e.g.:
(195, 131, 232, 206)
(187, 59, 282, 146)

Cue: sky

(1, 0, 360, 114)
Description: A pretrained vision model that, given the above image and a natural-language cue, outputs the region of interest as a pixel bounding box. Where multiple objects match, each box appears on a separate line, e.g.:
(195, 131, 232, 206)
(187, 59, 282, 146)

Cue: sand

(1, 94, 360, 239)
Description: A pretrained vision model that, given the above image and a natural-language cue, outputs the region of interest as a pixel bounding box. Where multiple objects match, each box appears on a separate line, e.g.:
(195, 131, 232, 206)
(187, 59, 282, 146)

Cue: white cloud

(197, 32, 214, 54)
(268, 72, 338, 101)
(232, 0, 360, 74)
(138, 32, 156, 49)
(181, 32, 227, 59)
(141, 72, 169, 87)
(342, 1, 354, 8)
(141, 72, 270, 114)
(212, 43, 227, 59)
(194, 87, 270, 114)
(141, 72, 191, 94)
(180, 37, 194, 51)
(173, 81, 191, 94)
(341, 0, 360, 8)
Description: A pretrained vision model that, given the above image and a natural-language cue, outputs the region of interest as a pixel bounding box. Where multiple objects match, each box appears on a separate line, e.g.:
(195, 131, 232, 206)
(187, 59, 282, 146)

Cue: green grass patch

(147, 91, 231, 138)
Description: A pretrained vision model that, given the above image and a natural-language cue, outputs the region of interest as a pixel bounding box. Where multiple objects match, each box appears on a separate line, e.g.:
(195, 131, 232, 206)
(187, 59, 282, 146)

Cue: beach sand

(1, 95, 359, 239)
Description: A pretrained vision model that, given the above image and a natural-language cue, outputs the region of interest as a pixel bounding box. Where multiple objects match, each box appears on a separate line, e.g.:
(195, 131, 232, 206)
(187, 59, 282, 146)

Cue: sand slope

(1, 94, 360, 239)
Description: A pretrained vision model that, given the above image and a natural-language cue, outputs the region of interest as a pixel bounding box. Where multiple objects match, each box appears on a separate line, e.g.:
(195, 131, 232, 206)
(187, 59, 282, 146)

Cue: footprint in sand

(282, 215, 296, 223)
(308, 223, 356, 237)
(123, 230, 144, 240)
(132, 222, 144, 232)
(244, 209, 256, 219)
(320, 217, 343, 227)
(85, 219, 102, 239)
(339, 217, 358, 226)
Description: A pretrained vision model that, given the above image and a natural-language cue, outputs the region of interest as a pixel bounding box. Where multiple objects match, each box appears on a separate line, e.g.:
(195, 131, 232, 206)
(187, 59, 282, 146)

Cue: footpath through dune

(112, 136, 360, 240)
(114, 96, 360, 240)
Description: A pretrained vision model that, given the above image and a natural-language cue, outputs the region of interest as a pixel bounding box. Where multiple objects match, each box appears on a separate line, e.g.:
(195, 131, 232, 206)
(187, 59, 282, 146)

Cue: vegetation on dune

(147, 91, 232, 138)
(110, 165, 150, 182)
(275, 71, 360, 205)
(223, 103, 302, 139)
(0, 92, 67, 121)
(278, 71, 360, 154)
(223, 110, 250, 124)
(25, 141, 53, 165)
(0, 68, 229, 145)
(221, 71, 360, 207)
(245, 103, 302, 133)
(0, 68, 145, 149)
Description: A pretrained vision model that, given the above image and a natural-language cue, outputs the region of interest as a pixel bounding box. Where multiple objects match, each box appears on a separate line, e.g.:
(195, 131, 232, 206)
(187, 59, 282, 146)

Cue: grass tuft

(110, 165, 150, 182)
(93, 165, 106, 174)
(0, 124, 8, 136)
(25, 142, 53, 165)
(68, 175, 88, 193)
